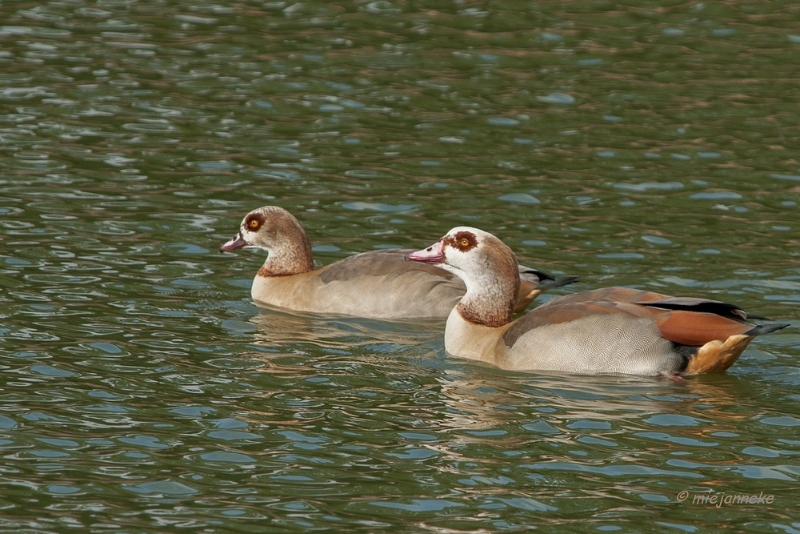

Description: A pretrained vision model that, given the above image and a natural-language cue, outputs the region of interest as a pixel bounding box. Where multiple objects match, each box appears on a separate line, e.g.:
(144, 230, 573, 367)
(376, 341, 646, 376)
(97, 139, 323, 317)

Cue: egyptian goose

(219, 206, 577, 319)
(406, 226, 788, 375)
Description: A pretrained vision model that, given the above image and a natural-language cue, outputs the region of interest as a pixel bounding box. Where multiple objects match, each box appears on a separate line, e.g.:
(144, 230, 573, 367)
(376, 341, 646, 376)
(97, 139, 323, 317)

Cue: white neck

(453, 264, 518, 327)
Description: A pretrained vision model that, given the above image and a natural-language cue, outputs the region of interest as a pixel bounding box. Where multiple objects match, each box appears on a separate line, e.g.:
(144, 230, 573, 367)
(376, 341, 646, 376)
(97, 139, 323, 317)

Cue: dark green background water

(1, 1, 799, 532)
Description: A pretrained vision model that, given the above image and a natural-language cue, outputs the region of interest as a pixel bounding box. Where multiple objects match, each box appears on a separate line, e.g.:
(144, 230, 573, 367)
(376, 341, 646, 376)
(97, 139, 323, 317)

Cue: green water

(1, 1, 799, 532)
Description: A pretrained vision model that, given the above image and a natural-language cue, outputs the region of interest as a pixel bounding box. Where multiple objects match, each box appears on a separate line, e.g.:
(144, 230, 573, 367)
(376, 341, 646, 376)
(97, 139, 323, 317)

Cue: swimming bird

(406, 226, 788, 375)
(219, 206, 577, 319)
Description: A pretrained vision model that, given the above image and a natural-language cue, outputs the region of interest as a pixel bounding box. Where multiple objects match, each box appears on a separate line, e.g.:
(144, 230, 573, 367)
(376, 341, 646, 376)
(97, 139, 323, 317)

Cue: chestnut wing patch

(653, 311, 753, 346)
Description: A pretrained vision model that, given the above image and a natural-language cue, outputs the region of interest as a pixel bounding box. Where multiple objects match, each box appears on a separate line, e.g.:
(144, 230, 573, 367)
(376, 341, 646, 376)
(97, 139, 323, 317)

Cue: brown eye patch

(244, 213, 265, 232)
(445, 230, 477, 252)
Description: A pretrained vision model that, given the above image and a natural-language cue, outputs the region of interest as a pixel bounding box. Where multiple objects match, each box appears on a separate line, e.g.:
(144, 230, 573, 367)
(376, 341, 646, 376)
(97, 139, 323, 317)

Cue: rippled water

(2, 1, 800, 532)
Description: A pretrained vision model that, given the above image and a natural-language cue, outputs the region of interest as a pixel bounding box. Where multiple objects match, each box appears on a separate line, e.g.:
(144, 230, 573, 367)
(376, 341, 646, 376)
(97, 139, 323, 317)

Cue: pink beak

(405, 239, 445, 264)
(220, 233, 248, 252)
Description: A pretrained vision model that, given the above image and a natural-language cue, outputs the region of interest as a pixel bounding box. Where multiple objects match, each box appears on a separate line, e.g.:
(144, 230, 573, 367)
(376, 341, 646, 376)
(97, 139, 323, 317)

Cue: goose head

(220, 206, 314, 275)
(406, 227, 520, 326)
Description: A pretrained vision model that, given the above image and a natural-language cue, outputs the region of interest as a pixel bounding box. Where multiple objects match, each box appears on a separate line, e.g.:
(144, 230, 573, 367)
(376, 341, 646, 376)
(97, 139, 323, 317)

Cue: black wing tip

(556, 275, 580, 285)
(521, 268, 579, 288)
(520, 268, 555, 281)
(746, 323, 790, 337)
(538, 275, 579, 290)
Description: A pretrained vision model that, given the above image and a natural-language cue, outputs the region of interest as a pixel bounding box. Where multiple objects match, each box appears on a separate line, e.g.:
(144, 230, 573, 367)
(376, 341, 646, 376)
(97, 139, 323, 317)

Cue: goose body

(406, 227, 788, 376)
(220, 207, 576, 319)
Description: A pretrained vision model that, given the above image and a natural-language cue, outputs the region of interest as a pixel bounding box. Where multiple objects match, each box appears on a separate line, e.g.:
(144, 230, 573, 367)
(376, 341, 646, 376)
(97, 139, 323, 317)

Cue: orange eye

(460, 238, 470, 247)
(249, 219, 259, 229)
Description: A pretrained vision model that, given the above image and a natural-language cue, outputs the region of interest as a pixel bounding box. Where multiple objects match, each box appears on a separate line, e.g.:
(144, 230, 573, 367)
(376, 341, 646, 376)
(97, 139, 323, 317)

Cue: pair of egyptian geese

(221, 206, 787, 377)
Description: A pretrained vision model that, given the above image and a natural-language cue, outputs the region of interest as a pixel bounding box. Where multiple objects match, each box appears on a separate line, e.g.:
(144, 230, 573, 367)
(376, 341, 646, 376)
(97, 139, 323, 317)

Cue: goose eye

(248, 219, 260, 229)
(460, 238, 470, 247)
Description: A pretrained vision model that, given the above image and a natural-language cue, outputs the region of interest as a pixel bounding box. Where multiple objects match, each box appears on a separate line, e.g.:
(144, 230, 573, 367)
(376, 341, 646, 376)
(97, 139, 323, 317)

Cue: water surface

(1, 1, 800, 532)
